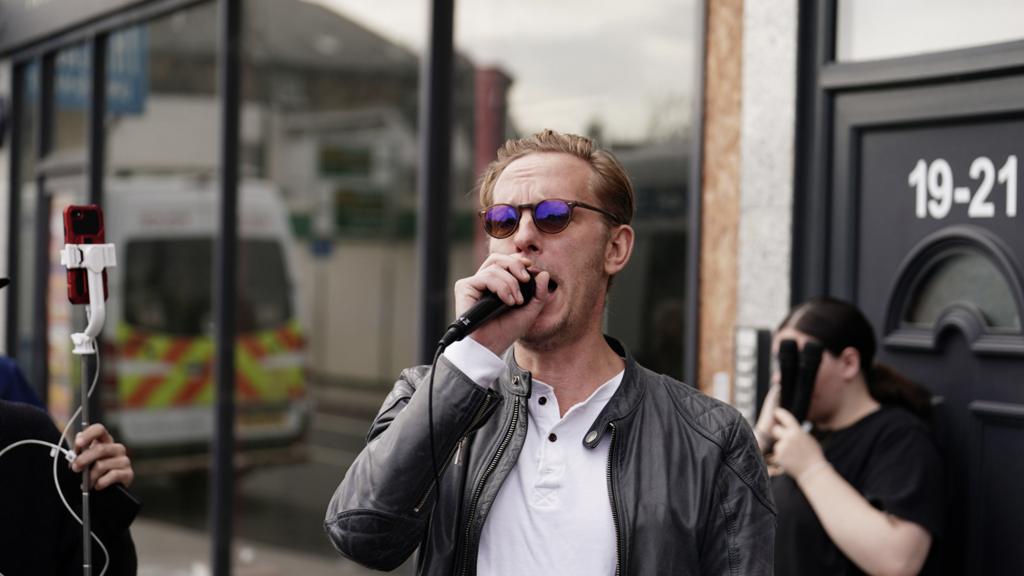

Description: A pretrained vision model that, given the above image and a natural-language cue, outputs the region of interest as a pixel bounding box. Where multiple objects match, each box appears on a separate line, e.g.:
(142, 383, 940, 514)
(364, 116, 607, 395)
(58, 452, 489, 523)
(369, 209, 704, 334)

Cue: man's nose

(512, 209, 541, 253)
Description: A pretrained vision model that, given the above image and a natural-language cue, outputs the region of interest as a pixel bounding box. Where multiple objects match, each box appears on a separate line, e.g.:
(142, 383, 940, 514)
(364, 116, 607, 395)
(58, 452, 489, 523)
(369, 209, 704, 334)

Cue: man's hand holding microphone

(446, 254, 555, 355)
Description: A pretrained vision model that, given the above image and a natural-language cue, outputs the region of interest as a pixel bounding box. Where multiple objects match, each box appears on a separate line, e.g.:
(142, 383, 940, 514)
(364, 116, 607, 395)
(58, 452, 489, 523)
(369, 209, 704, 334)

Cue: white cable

(0, 438, 109, 575)
(0, 291, 116, 574)
(0, 438, 74, 461)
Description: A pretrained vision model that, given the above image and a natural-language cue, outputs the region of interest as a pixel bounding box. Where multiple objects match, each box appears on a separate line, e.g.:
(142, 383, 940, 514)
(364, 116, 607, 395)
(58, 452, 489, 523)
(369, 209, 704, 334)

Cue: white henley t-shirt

(443, 337, 623, 576)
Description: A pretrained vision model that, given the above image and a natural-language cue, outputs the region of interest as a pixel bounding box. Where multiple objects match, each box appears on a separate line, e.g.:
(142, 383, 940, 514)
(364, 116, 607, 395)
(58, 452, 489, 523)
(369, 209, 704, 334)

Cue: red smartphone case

(63, 204, 109, 304)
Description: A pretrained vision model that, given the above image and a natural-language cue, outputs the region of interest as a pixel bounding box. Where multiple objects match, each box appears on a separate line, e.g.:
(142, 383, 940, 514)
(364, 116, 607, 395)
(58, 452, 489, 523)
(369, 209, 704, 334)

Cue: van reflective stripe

(163, 339, 193, 363)
(119, 327, 149, 359)
(277, 322, 305, 350)
(236, 370, 261, 401)
(260, 353, 303, 370)
(173, 361, 213, 405)
(126, 375, 166, 408)
(237, 340, 293, 402)
(114, 322, 306, 409)
(277, 322, 306, 399)
(118, 360, 167, 377)
(240, 336, 267, 360)
(155, 340, 214, 407)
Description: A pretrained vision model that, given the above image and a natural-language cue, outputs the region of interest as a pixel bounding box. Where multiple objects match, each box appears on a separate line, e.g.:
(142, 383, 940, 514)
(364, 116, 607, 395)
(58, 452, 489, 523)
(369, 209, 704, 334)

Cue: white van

(96, 176, 310, 473)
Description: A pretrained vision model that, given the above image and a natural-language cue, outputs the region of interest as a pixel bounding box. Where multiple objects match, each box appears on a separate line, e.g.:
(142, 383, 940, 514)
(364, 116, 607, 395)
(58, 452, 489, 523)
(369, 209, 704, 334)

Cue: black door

(827, 72, 1024, 573)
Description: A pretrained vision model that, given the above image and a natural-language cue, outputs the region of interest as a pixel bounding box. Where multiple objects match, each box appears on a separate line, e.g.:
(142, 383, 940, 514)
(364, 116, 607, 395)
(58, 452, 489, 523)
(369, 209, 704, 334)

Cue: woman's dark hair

(779, 297, 932, 421)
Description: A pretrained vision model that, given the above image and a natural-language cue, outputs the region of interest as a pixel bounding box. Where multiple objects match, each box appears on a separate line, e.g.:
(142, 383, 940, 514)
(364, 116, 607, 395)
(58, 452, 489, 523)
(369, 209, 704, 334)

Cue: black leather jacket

(325, 338, 775, 575)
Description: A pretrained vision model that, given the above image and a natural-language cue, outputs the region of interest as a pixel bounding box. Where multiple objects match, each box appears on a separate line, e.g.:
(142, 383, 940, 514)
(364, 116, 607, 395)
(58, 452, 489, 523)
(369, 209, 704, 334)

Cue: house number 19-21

(909, 155, 1017, 219)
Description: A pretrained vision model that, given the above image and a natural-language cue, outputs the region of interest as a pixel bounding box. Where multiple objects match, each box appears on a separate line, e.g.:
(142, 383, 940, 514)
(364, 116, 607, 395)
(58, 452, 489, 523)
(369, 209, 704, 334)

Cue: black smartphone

(790, 342, 823, 423)
(779, 341, 822, 423)
(63, 204, 109, 304)
(777, 339, 799, 416)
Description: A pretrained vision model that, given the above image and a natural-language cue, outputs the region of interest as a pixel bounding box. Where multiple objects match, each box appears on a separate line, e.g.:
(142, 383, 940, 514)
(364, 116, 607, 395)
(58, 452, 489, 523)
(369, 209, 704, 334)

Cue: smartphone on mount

(63, 204, 109, 304)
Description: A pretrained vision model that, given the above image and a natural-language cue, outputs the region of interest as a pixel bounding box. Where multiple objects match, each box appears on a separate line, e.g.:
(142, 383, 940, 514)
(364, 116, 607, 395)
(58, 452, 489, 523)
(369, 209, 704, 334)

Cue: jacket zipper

(606, 422, 623, 576)
(413, 392, 496, 513)
(457, 395, 521, 576)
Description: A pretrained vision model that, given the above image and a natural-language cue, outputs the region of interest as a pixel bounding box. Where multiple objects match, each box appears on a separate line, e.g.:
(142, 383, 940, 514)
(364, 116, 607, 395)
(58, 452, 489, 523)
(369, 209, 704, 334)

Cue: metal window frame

(212, 0, 241, 572)
(2, 0, 210, 64)
(684, 0, 708, 388)
(85, 31, 109, 424)
(4, 0, 211, 376)
(30, 52, 55, 405)
(417, 0, 455, 364)
(1, 0, 707, 572)
(2, 2, 243, 573)
(5, 64, 24, 361)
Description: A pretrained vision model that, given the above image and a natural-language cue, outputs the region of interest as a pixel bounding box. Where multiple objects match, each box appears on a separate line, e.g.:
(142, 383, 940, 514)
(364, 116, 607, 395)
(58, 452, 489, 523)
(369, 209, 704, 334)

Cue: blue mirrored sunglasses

(479, 199, 621, 239)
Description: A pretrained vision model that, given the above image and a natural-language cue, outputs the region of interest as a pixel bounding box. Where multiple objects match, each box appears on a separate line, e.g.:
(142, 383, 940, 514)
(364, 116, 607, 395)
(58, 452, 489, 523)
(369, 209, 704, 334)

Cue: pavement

(134, 517, 365, 576)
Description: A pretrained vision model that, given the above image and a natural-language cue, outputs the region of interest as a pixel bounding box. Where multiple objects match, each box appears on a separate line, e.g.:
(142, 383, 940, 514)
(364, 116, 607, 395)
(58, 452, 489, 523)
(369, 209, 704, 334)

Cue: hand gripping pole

(60, 242, 116, 576)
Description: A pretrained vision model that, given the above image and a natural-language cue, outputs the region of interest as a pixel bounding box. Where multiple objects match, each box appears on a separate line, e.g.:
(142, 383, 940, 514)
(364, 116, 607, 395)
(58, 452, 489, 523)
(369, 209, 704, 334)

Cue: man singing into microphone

(325, 130, 775, 575)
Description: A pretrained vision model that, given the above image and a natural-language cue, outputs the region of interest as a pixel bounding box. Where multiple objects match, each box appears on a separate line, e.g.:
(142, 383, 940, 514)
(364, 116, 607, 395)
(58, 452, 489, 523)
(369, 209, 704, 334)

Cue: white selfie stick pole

(60, 243, 117, 576)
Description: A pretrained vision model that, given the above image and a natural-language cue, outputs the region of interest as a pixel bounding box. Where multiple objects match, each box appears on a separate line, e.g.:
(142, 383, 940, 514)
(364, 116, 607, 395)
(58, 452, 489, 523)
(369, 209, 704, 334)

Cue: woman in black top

(754, 298, 945, 575)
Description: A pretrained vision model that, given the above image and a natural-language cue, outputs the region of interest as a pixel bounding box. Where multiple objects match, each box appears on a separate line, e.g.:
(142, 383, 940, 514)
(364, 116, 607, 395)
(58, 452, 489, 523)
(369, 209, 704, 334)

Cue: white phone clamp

(60, 243, 117, 355)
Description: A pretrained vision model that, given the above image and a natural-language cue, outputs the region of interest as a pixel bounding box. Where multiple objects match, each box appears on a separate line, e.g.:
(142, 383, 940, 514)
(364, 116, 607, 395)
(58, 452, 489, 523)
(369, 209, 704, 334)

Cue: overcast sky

(835, 0, 1024, 61)
(308, 0, 698, 142)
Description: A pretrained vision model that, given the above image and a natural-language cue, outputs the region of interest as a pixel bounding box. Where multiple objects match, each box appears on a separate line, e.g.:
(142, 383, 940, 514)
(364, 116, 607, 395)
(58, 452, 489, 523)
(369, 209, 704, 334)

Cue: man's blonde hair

(477, 129, 635, 226)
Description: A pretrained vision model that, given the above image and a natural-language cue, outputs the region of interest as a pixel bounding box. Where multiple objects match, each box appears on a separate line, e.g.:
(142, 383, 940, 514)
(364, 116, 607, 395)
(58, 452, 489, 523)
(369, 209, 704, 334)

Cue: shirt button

(538, 396, 547, 405)
(548, 433, 557, 442)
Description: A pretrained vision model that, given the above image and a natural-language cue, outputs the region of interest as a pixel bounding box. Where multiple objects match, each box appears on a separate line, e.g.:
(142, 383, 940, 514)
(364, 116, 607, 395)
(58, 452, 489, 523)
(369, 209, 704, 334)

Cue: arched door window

(884, 225, 1024, 356)
(905, 249, 1021, 332)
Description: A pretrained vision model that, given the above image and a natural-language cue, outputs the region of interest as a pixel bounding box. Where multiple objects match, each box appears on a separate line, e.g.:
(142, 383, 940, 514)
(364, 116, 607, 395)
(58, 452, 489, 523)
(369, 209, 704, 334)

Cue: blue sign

(311, 238, 334, 258)
(26, 26, 148, 115)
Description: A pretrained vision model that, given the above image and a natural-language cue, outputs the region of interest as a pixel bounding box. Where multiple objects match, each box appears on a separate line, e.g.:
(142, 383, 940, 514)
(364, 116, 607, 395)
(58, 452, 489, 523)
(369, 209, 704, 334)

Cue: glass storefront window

(89, 3, 227, 572)
(236, 0, 429, 572)
(225, 0, 694, 571)
(43, 41, 93, 427)
(836, 0, 1024, 62)
(5, 1, 696, 572)
(455, 0, 695, 379)
(52, 42, 90, 154)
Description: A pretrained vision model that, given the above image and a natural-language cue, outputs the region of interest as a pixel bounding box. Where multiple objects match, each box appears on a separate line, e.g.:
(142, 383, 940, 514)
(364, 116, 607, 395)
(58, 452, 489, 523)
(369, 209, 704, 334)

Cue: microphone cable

(424, 277, 549, 512)
(426, 343, 445, 510)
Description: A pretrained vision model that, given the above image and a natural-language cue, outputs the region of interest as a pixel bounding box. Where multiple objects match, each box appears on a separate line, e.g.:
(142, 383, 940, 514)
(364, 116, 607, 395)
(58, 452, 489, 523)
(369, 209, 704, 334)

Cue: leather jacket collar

(498, 336, 646, 448)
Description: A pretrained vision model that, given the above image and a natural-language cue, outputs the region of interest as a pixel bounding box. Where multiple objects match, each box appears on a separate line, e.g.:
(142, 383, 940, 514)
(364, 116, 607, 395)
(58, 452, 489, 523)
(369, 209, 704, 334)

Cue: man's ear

(604, 224, 635, 276)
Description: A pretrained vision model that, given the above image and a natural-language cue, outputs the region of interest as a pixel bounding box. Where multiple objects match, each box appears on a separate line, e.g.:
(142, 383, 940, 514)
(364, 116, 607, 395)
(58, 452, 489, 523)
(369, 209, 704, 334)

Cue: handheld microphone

(428, 274, 555, 506)
(438, 276, 557, 348)
(777, 339, 799, 416)
(791, 341, 823, 423)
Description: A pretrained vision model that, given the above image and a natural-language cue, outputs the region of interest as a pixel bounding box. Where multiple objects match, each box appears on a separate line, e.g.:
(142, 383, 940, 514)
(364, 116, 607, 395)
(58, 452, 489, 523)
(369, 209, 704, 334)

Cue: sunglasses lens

(483, 204, 519, 238)
(534, 200, 572, 233)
